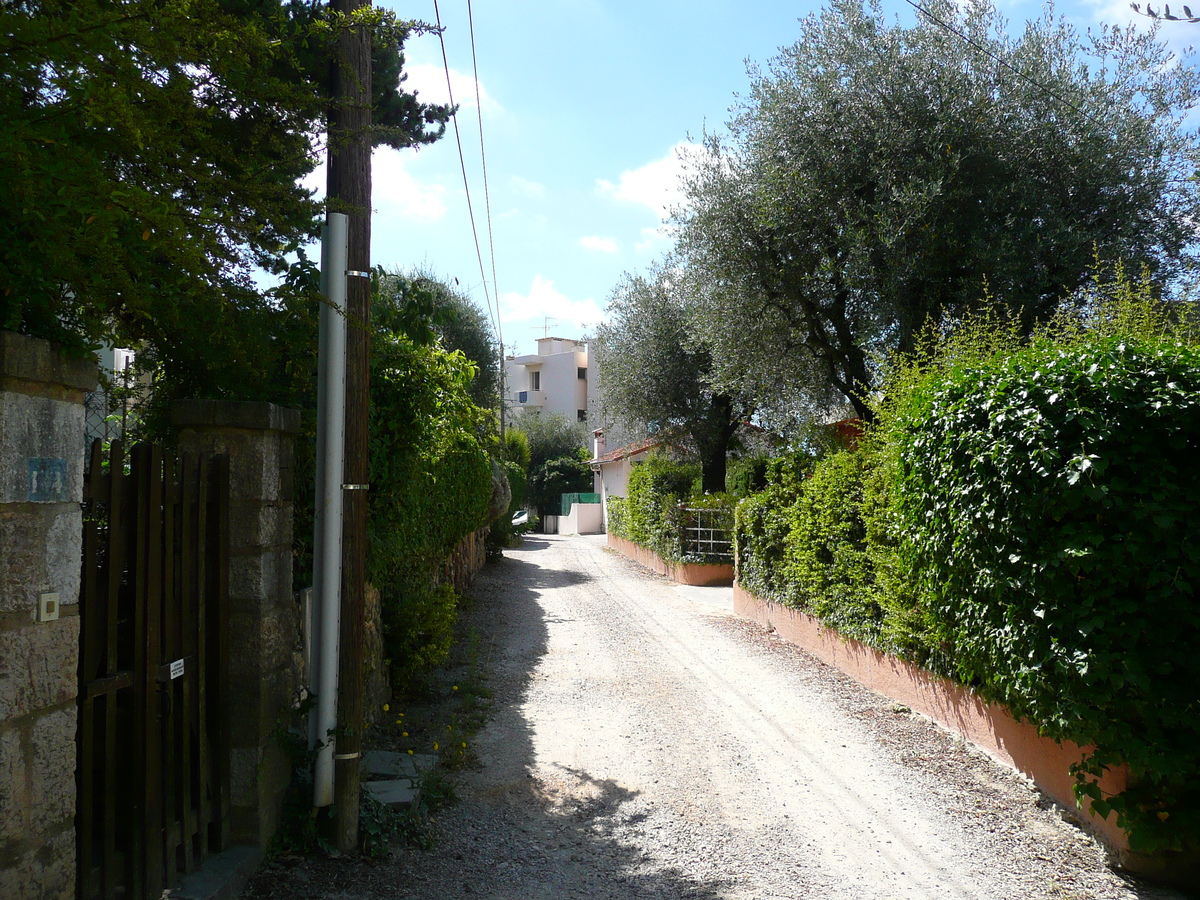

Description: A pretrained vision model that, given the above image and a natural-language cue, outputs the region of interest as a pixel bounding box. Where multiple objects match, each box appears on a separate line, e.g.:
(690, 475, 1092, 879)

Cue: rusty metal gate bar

(78, 440, 230, 900)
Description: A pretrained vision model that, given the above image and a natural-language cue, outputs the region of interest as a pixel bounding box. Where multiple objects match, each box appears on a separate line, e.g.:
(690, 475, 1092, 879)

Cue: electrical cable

(464, 0, 508, 436)
(901, 0, 1106, 130)
(467, 0, 503, 357)
(432, 0, 500, 340)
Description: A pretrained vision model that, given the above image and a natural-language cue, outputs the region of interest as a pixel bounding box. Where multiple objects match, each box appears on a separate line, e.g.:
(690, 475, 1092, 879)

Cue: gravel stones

(243, 535, 1189, 900)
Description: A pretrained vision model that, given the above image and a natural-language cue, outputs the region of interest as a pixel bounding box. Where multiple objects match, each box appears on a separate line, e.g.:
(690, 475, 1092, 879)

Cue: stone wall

(0, 332, 95, 900)
(439, 527, 489, 594)
(172, 400, 303, 848)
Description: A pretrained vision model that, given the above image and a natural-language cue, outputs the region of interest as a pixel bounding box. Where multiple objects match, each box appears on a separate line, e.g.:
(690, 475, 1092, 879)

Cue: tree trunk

(697, 393, 737, 494)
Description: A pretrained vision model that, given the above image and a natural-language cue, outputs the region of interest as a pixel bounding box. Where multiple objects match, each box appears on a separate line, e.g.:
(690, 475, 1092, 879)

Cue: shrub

(606, 496, 628, 538)
(734, 276, 1200, 851)
(368, 333, 494, 688)
(884, 323, 1200, 850)
(726, 455, 769, 498)
(782, 449, 884, 646)
(734, 453, 812, 603)
(620, 454, 699, 561)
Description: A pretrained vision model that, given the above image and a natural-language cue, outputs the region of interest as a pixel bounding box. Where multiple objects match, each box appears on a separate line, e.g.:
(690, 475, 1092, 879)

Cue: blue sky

(347, 0, 1191, 356)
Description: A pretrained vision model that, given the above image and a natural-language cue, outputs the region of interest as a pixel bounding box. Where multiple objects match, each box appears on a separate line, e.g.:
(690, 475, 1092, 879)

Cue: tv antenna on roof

(541, 317, 557, 338)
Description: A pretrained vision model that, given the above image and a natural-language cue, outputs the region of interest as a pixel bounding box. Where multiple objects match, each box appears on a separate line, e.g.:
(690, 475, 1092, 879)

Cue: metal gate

(77, 440, 231, 900)
(681, 505, 734, 561)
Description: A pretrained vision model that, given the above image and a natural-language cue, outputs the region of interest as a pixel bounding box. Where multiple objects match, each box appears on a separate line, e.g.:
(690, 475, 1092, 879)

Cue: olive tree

(678, 0, 1200, 420)
(594, 261, 752, 494)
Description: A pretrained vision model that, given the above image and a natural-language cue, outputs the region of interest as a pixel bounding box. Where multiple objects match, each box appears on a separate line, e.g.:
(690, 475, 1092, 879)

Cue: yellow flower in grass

(383, 703, 389, 712)
(433, 742, 439, 752)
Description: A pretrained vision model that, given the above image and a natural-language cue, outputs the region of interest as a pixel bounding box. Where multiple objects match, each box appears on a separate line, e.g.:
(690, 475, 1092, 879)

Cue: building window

(577, 409, 587, 422)
(577, 367, 587, 380)
(530, 371, 540, 391)
(518, 391, 528, 404)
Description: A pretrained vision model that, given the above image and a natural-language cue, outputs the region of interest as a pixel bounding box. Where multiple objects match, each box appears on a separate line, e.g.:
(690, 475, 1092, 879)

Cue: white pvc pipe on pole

(312, 212, 348, 808)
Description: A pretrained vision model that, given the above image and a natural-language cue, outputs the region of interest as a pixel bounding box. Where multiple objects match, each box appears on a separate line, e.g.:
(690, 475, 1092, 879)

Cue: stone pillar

(0, 332, 95, 900)
(171, 400, 302, 847)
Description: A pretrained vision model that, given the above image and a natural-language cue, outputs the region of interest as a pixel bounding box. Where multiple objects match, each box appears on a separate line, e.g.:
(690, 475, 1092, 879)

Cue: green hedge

(734, 454, 812, 605)
(368, 334, 494, 688)
(609, 454, 698, 561)
(885, 331, 1200, 851)
(735, 292, 1200, 852)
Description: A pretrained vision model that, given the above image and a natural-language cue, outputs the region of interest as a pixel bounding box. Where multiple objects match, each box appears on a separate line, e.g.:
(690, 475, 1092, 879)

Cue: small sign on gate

(157, 658, 187, 682)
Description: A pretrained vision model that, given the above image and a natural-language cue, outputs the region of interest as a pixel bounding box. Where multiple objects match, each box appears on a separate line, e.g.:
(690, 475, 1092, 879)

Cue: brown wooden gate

(78, 440, 231, 900)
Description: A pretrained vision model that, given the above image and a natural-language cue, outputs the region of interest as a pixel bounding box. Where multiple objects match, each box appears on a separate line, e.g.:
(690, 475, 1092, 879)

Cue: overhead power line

(902, 0, 1105, 130)
(432, 0, 501, 343)
(467, 0, 502, 356)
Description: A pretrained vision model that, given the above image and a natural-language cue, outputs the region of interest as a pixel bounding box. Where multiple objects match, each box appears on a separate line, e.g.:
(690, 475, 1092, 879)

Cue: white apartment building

(505, 336, 589, 424)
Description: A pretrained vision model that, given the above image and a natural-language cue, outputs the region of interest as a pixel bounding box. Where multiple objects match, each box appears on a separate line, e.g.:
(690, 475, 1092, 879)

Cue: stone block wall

(0, 332, 95, 900)
(172, 400, 303, 847)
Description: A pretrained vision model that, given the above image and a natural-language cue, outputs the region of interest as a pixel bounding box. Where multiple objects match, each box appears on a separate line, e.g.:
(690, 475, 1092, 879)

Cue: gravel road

(247, 533, 1190, 900)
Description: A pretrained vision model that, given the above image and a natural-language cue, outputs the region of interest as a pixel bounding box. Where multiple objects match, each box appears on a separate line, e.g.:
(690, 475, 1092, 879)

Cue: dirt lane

(246, 533, 1186, 900)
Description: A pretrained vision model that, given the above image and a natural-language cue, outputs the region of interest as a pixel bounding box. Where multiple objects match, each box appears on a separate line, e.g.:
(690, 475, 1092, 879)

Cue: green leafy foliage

(0, 0, 449, 402)
(726, 456, 769, 498)
(736, 282, 1200, 851)
(1, 0, 322, 355)
(734, 454, 812, 603)
(678, 0, 1200, 421)
(512, 414, 591, 517)
(882, 321, 1200, 850)
(528, 456, 592, 518)
(782, 450, 884, 645)
(609, 454, 699, 562)
(367, 331, 494, 689)
(376, 270, 500, 409)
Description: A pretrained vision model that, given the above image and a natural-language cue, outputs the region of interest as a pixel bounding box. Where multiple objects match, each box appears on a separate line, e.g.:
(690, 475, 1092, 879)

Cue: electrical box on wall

(38, 592, 60, 622)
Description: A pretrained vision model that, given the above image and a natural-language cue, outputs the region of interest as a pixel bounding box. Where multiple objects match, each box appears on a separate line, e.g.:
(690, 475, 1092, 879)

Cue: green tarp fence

(560, 492, 601, 516)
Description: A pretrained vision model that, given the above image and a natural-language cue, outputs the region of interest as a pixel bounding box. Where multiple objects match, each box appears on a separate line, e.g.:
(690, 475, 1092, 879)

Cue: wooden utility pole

(327, 0, 372, 852)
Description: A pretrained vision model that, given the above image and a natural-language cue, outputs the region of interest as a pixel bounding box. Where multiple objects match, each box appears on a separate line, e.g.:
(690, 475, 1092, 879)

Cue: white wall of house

(505, 337, 589, 424)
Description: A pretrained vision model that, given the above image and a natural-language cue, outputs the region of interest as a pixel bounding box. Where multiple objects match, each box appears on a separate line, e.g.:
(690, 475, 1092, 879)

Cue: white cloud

(501, 275, 604, 331)
(373, 148, 449, 221)
(635, 226, 673, 255)
(596, 141, 705, 222)
(510, 175, 546, 198)
(580, 235, 620, 253)
(403, 63, 502, 115)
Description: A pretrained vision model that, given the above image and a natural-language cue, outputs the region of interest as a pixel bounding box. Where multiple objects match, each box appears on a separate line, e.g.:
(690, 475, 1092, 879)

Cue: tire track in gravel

(511, 535, 1038, 898)
(243, 533, 1187, 900)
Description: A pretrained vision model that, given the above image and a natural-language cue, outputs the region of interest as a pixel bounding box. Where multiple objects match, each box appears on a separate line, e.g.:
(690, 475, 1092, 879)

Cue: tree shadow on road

(243, 537, 733, 900)
(395, 541, 734, 898)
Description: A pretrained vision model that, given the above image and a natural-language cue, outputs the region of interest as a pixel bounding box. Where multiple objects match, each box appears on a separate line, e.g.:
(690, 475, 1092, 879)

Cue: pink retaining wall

(607, 534, 734, 586)
(733, 584, 1130, 851)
